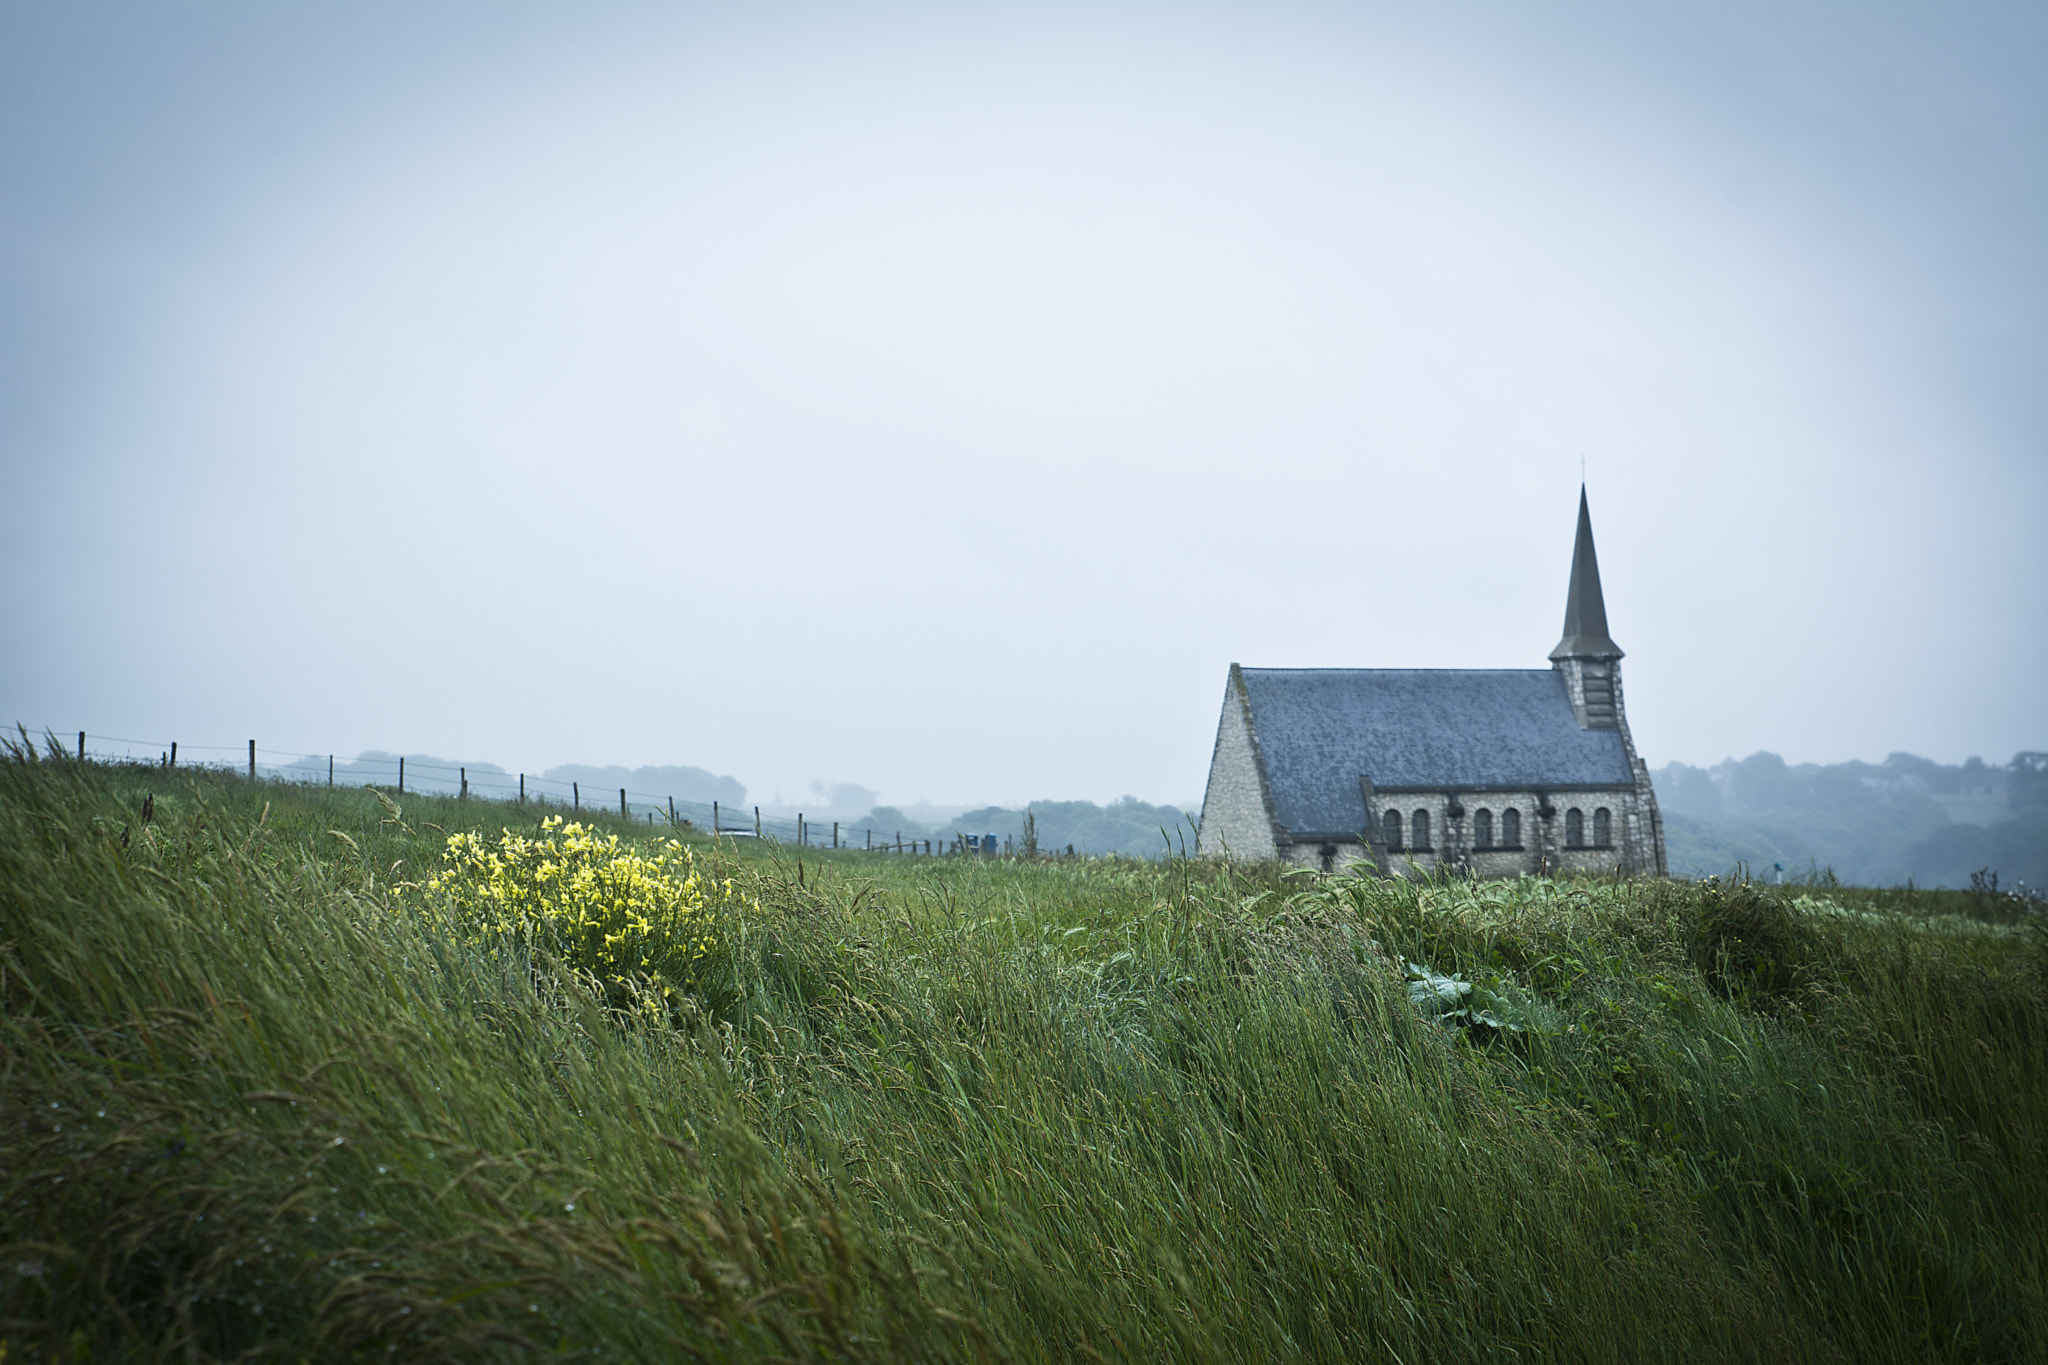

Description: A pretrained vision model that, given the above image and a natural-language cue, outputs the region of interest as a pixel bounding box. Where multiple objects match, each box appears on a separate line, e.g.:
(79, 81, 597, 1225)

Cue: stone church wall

(1281, 841, 1372, 872)
(1195, 675, 1277, 859)
(1356, 787, 1658, 878)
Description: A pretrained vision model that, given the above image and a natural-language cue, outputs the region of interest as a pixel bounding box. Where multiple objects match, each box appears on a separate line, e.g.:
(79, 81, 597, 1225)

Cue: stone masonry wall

(1196, 669, 1278, 859)
(1283, 841, 1372, 872)
(1354, 787, 1654, 878)
(1603, 660, 1668, 876)
(1548, 657, 1668, 876)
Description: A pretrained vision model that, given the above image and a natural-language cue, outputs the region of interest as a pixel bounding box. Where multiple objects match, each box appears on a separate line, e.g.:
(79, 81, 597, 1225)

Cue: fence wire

(38, 729, 1011, 855)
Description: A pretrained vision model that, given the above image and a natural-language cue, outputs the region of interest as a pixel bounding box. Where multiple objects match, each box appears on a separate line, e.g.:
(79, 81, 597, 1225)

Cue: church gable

(1193, 666, 1278, 858)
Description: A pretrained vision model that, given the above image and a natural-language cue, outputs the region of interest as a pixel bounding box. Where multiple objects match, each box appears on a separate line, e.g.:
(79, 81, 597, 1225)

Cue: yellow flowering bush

(423, 816, 739, 1019)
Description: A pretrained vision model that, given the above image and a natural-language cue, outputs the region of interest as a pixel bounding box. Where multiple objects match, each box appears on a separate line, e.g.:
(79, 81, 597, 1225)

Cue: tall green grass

(3, 751, 2042, 1361)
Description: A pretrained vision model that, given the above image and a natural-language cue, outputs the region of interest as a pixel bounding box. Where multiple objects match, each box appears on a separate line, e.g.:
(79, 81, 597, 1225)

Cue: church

(1195, 489, 1666, 877)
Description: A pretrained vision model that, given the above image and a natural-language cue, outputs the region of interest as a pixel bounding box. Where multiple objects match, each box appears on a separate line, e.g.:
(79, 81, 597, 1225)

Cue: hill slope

(4, 755, 2043, 1361)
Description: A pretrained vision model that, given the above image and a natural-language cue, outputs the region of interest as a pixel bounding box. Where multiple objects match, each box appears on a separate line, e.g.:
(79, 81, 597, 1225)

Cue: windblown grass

(3, 750, 2042, 1361)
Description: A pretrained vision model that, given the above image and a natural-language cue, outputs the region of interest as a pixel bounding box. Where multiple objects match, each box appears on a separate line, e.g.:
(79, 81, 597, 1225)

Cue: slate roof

(1238, 667, 1638, 837)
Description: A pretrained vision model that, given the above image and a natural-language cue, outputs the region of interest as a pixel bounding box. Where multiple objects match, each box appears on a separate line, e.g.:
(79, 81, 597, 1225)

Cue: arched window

(1411, 809, 1432, 852)
(1382, 809, 1402, 851)
(1473, 808, 1493, 848)
(1565, 807, 1585, 847)
(1593, 807, 1612, 848)
(1501, 807, 1520, 848)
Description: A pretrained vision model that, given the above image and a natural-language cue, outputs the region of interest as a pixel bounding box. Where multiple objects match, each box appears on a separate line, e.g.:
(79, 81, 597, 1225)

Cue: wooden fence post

(398, 756, 405, 793)
(78, 731, 86, 760)
(833, 821, 839, 849)
(668, 796, 677, 826)
(329, 755, 334, 786)
(754, 806, 761, 838)
(169, 742, 177, 769)
(519, 773, 525, 804)
(621, 787, 628, 818)
(249, 740, 256, 780)
(573, 782, 580, 811)
(713, 801, 720, 833)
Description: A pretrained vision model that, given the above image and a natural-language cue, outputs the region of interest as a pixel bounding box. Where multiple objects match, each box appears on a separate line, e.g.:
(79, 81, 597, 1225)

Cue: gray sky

(3, 1, 2044, 809)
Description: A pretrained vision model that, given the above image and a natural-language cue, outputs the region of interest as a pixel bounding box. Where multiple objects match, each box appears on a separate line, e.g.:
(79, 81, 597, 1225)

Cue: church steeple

(1549, 485, 1624, 662)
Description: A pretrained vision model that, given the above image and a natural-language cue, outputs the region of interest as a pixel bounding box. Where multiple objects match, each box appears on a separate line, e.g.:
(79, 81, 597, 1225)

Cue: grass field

(3, 746, 2043, 1362)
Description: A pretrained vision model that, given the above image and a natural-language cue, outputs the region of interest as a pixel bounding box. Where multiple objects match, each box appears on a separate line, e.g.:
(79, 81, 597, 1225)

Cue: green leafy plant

(1406, 960, 1558, 1035)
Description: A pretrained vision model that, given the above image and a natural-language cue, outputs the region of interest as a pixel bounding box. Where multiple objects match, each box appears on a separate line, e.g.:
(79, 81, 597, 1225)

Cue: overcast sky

(3, 1, 2043, 809)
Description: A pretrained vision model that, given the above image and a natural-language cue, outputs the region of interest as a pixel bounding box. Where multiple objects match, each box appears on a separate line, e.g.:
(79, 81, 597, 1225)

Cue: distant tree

(949, 807, 1023, 847)
(814, 781, 879, 812)
(855, 807, 929, 839)
(547, 764, 745, 807)
(1654, 764, 1724, 816)
(1884, 752, 1960, 794)
(1903, 812, 2048, 890)
(1729, 752, 1793, 812)
(939, 799, 1189, 858)
(2011, 753, 2048, 815)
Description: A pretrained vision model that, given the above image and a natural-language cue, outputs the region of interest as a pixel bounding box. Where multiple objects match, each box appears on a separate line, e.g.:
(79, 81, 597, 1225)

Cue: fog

(3, 1, 2043, 810)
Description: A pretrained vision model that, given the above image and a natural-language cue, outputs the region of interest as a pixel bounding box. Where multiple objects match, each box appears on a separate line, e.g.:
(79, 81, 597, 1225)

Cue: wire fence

(40, 729, 1020, 857)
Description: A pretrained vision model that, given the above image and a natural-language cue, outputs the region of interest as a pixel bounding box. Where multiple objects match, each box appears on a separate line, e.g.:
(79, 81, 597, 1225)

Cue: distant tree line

(544, 763, 746, 807)
(1654, 750, 2046, 889)
(272, 752, 747, 807)
(850, 797, 1194, 858)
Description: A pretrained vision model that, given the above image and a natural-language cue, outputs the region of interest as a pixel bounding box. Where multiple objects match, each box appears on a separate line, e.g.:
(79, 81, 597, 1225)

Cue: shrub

(1691, 875, 1818, 1001)
(422, 816, 742, 1018)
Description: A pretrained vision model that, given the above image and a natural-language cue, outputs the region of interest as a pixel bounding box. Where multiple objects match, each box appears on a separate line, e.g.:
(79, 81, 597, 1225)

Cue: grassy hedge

(3, 750, 2042, 1361)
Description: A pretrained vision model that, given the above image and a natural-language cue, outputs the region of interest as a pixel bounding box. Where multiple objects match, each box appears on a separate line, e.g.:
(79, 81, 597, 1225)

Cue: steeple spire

(1549, 485, 1623, 661)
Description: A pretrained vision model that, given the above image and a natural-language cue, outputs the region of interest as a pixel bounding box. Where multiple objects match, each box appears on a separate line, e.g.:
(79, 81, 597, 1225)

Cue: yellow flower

(417, 819, 729, 1018)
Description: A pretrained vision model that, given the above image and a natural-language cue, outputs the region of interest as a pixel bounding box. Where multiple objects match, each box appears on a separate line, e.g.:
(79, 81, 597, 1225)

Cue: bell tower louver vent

(1575, 661, 1617, 728)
